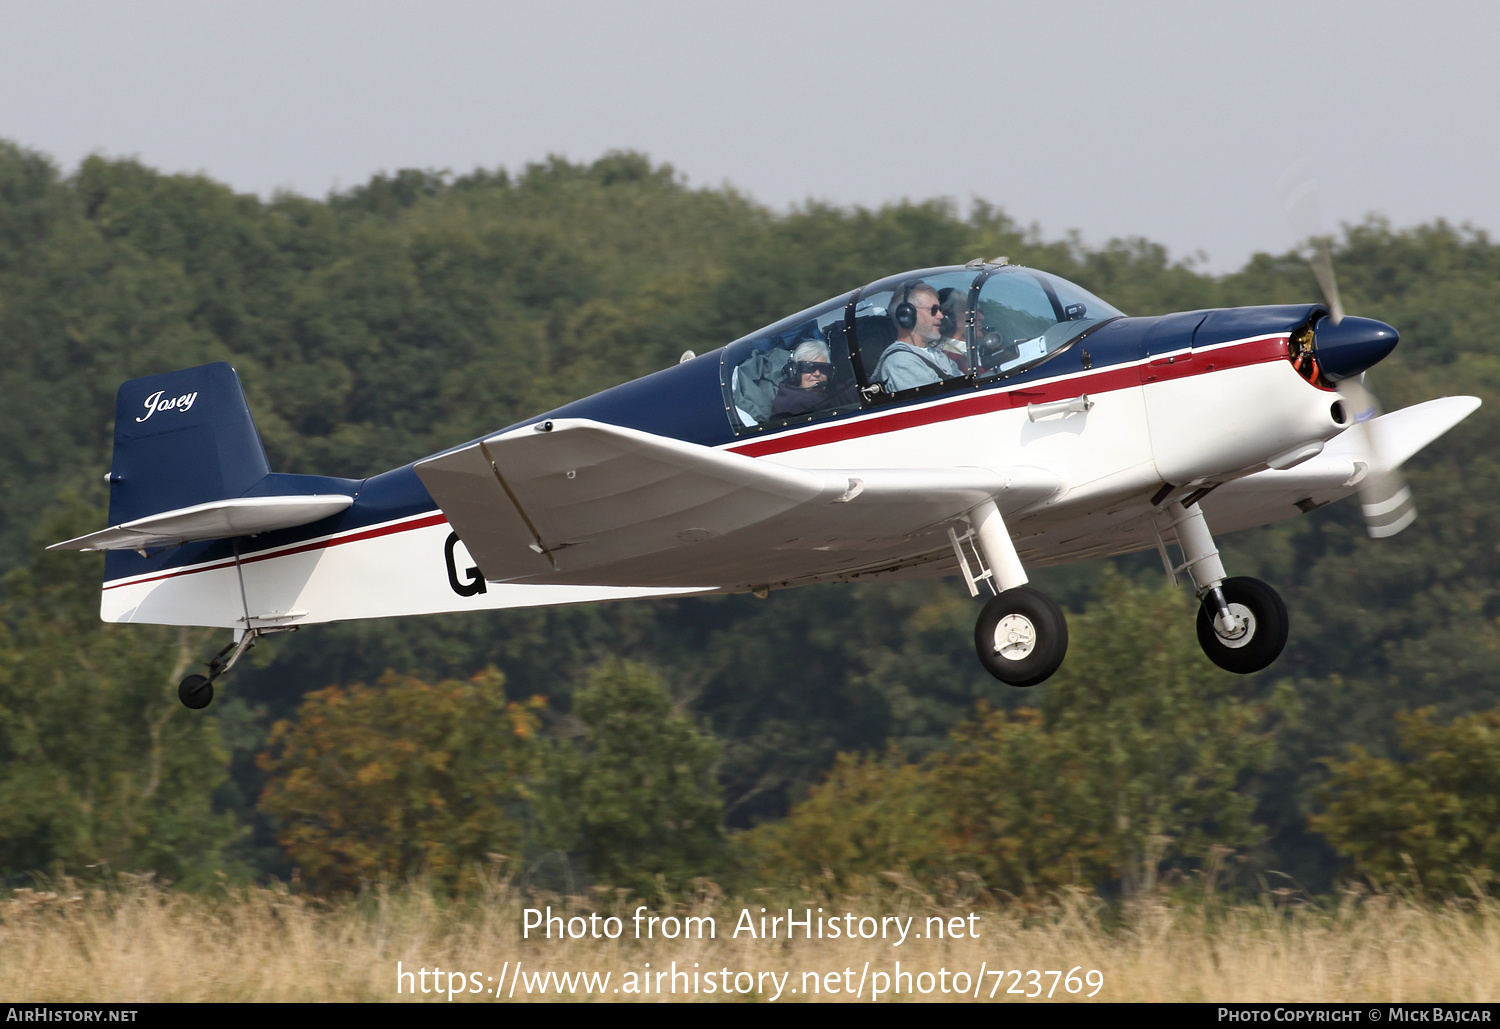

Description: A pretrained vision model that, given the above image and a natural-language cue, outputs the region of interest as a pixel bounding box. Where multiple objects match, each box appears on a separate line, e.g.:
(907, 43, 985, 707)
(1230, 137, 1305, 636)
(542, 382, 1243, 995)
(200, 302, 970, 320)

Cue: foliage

(747, 575, 1281, 896)
(0, 500, 241, 885)
(738, 748, 949, 890)
(932, 706, 1111, 894)
(540, 660, 724, 894)
(257, 668, 544, 892)
(1313, 704, 1500, 894)
(1030, 570, 1283, 890)
(5, 136, 1500, 892)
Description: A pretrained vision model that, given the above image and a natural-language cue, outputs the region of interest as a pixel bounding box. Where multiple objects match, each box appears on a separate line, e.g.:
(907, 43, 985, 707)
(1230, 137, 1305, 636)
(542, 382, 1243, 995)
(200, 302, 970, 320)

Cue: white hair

(791, 339, 829, 363)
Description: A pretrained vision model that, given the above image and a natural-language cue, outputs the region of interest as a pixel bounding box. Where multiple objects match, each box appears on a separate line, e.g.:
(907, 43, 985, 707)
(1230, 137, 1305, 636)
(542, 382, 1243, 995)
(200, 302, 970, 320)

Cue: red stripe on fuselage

(727, 335, 1289, 458)
(1141, 335, 1288, 383)
(102, 512, 450, 590)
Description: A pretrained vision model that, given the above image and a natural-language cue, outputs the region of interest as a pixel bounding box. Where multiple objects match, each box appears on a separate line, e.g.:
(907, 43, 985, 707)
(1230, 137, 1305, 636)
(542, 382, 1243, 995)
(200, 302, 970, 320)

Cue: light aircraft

(52, 255, 1479, 709)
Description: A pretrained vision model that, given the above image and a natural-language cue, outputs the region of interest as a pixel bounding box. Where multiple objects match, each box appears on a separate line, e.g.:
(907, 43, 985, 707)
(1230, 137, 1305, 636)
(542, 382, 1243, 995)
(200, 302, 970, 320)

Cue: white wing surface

(49, 495, 354, 552)
(415, 418, 1060, 589)
(1203, 395, 1479, 533)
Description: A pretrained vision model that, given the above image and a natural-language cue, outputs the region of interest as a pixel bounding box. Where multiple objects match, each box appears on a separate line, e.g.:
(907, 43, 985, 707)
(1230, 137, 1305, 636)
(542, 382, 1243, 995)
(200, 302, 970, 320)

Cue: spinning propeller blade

(1338, 375, 1417, 537)
(1277, 161, 1345, 325)
(1277, 162, 1412, 538)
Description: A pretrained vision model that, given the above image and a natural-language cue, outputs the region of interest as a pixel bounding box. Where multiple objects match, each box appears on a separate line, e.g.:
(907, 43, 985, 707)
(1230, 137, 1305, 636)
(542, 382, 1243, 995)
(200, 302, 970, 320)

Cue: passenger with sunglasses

(770, 340, 853, 419)
(872, 281, 963, 393)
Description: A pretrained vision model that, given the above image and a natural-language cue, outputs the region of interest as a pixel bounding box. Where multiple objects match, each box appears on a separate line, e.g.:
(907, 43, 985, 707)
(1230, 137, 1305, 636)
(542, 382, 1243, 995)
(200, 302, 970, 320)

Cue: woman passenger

(771, 340, 843, 419)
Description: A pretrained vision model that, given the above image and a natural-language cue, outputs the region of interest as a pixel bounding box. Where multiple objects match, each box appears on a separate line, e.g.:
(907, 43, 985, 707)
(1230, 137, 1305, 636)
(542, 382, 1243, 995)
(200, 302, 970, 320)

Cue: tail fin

(50, 363, 352, 556)
(108, 362, 270, 525)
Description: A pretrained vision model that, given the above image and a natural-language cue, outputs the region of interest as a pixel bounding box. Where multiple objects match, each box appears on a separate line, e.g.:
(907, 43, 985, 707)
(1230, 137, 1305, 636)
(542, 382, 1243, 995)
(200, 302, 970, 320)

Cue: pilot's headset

(890, 281, 933, 331)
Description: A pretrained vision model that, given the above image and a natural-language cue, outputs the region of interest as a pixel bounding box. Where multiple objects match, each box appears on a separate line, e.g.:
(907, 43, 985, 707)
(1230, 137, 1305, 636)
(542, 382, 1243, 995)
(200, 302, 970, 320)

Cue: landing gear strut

(1156, 499, 1288, 674)
(178, 629, 260, 710)
(954, 499, 1070, 687)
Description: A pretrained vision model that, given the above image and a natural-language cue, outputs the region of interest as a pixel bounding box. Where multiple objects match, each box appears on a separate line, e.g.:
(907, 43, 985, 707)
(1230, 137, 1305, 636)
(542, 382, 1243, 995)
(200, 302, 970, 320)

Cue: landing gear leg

(959, 500, 1069, 687)
(178, 629, 259, 710)
(1157, 500, 1288, 674)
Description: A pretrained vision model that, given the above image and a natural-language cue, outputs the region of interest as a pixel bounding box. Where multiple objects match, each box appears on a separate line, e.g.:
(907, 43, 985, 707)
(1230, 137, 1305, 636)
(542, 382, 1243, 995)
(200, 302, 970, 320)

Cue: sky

(2, 0, 1497, 272)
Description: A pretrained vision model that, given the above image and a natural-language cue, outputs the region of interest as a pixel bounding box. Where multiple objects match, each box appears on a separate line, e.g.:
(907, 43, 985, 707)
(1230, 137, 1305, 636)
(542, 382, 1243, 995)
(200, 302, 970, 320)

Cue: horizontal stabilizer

(415, 418, 1059, 588)
(49, 495, 353, 552)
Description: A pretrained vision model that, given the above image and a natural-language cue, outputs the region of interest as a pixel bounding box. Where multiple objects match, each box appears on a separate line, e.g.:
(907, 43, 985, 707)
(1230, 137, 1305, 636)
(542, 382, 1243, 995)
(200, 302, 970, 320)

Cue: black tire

(178, 674, 214, 710)
(1195, 576, 1289, 674)
(974, 586, 1069, 687)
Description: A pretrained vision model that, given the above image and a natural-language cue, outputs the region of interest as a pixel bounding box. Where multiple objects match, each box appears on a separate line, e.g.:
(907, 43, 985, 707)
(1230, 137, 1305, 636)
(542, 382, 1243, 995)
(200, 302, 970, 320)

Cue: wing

(1202, 395, 1480, 534)
(415, 418, 1061, 589)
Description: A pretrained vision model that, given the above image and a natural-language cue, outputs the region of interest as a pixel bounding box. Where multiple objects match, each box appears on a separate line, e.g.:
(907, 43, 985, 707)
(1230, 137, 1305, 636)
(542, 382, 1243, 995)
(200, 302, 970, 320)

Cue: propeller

(1276, 162, 1415, 538)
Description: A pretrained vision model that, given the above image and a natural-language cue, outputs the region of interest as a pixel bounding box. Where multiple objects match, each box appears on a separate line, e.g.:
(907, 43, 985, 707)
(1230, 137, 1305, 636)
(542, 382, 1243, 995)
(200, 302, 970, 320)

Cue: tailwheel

(176, 630, 262, 710)
(1196, 576, 1289, 674)
(974, 586, 1069, 687)
(178, 674, 214, 710)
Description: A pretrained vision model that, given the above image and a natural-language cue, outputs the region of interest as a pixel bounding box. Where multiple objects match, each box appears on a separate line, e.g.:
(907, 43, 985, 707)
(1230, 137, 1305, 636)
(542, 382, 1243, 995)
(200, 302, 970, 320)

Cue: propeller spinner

(1276, 162, 1412, 538)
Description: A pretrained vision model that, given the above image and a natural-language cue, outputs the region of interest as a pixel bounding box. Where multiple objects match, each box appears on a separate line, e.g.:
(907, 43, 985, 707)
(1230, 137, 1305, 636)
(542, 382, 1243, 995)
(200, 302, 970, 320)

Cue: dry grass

(2, 874, 1498, 1002)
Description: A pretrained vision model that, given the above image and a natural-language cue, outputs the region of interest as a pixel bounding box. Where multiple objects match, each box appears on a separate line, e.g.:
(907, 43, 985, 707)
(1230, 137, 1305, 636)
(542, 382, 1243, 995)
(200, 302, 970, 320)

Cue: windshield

(972, 268, 1123, 378)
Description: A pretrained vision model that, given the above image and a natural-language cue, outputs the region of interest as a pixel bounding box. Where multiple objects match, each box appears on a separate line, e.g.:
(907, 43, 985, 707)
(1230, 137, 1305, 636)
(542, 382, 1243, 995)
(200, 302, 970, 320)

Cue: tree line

(2, 139, 1499, 896)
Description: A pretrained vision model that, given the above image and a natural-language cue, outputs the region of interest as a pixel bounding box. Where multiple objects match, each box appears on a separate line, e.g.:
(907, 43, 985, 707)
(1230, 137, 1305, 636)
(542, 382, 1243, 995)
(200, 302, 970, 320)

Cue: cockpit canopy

(721, 263, 1123, 434)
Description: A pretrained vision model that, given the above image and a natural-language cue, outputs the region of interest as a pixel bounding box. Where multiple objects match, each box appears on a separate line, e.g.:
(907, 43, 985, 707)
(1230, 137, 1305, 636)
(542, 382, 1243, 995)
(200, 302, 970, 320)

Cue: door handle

(1026, 394, 1095, 422)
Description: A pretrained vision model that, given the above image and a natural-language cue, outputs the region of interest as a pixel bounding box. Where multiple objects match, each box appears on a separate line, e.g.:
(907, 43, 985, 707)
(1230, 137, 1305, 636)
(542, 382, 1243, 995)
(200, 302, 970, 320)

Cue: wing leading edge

(415, 418, 1061, 589)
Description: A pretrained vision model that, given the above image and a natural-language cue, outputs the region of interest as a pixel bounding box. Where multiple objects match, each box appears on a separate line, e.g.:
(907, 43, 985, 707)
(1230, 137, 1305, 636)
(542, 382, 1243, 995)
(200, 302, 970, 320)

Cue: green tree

(1313, 704, 1500, 894)
(1031, 570, 1283, 892)
(0, 500, 241, 884)
(738, 748, 949, 891)
(542, 660, 724, 893)
(256, 668, 544, 892)
(748, 573, 1281, 897)
(931, 705, 1110, 895)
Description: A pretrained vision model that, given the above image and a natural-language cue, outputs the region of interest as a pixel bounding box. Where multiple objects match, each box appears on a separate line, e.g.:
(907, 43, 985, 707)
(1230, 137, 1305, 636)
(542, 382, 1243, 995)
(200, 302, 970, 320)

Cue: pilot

(873, 281, 963, 392)
(770, 340, 851, 418)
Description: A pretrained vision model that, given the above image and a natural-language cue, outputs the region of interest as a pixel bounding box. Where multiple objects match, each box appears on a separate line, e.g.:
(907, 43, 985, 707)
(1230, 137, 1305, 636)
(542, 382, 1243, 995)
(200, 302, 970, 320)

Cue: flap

(415, 418, 1060, 588)
(49, 494, 354, 552)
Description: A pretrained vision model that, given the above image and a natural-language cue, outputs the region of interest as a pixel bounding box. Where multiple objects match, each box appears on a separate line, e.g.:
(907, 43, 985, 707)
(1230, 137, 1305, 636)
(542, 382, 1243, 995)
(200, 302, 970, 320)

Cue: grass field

(3, 875, 1498, 1002)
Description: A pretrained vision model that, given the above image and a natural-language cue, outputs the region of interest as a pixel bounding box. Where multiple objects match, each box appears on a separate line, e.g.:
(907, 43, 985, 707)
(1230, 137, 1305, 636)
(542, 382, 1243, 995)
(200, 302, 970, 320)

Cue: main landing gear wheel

(1196, 576, 1289, 675)
(974, 586, 1069, 687)
(178, 674, 214, 710)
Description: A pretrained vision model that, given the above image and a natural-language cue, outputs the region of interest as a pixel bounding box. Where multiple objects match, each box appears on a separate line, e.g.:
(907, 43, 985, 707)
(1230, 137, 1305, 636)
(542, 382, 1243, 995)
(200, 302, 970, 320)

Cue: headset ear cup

(894, 301, 916, 330)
